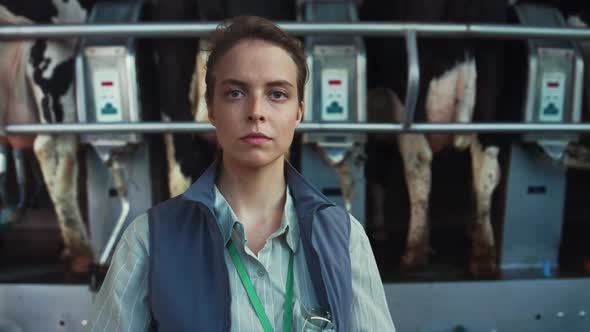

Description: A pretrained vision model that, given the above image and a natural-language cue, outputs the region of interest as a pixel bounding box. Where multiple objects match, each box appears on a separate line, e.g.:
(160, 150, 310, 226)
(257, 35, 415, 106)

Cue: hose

(98, 153, 130, 265)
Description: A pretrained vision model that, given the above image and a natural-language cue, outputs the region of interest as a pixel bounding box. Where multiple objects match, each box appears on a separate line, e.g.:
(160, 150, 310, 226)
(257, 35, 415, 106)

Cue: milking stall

(1, 0, 590, 330)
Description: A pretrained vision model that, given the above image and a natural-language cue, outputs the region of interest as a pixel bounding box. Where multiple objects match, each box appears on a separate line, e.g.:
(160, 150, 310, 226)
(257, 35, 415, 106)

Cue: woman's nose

(247, 97, 265, 122)
(248, 113, 265, 121)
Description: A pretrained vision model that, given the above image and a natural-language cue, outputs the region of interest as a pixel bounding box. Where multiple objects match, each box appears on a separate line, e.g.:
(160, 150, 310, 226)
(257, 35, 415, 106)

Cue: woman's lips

(241, 133, 270, 146)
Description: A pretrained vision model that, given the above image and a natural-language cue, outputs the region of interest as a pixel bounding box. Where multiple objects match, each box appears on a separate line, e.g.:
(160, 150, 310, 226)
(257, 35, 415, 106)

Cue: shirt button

(257, 269, 266, 277)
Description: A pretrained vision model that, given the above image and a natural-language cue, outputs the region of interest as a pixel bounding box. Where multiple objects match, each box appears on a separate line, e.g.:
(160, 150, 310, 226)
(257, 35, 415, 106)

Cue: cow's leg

(34, 134, 93, 272)
(453, 60, 477, 150)
(164, 132, 193, 197)
(399, 133, 433, 270)
(469, 135, 500, 277)
(24, 38, 93, 271)
(155, 0, 209, 197)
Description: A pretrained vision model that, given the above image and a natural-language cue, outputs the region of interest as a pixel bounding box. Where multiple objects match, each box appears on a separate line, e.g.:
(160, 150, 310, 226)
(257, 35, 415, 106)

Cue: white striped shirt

(89, 186, 395, 331)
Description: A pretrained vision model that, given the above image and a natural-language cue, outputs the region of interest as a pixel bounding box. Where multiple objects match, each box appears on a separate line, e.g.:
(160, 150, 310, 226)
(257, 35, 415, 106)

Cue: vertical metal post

(405, 30, 420, 129)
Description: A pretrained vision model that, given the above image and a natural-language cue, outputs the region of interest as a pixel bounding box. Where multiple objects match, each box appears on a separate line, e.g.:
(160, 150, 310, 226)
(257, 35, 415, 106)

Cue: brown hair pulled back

(204, 16, 308, 105)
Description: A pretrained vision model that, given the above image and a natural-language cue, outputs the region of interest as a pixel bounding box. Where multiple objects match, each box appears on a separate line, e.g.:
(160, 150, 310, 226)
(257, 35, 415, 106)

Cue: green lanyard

(226, 240, 294, 332)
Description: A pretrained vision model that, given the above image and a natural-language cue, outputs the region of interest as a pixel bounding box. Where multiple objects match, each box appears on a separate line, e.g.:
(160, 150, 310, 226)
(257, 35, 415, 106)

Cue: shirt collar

(182, 160, 334, 228)
(213, 185, 299, 253)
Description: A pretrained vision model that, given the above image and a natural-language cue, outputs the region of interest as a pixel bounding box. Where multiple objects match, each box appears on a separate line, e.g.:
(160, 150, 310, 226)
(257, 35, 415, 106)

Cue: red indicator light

(547, 82, 559, 88)
(329, 80, 341, 85)
(101, 81, 113, 86)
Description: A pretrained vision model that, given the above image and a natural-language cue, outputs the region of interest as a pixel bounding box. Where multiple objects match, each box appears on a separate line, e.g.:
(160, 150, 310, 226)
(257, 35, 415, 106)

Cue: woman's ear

(207, 100, 216, 126)
(295, 101, 304, 125)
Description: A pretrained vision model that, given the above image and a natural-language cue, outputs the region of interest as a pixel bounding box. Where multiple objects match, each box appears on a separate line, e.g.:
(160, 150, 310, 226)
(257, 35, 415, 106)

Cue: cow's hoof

(401, 246, 430, 271)
(469, 253, 498, 278)
(0, 206, 23, 227)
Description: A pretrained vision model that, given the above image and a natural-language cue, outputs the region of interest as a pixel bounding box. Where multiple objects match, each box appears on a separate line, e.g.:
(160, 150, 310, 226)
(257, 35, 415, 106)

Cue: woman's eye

(226, 89, 244, 98)
(270, 91, 288, 100)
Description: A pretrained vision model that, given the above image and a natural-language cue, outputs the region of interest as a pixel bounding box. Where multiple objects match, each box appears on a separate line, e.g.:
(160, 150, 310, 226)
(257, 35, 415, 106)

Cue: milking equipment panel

(500, 3, 584, 278)
(517, 4, 584, 155)
(299, 0, 367, 221)
(75, 0, 154, 287)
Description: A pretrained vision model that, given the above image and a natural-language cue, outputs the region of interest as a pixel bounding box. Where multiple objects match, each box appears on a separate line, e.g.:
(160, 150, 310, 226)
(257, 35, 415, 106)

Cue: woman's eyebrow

(219, 79, 294, 89)
(266, 80, 294, 89)
(220, 79, 248, 87)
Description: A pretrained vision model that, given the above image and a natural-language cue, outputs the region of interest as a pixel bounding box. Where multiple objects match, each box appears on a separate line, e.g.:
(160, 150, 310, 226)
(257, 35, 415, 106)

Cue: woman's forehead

(214, 39, 298, 85)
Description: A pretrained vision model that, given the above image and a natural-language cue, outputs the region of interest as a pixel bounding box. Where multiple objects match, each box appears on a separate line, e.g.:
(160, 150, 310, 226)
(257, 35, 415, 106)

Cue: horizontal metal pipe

(2, 22, 590, 40)
(6, 122, 590, 134)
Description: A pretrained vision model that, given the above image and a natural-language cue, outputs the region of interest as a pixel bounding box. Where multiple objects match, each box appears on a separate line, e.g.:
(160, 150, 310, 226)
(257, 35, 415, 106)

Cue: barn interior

(1, 0, 590, 331)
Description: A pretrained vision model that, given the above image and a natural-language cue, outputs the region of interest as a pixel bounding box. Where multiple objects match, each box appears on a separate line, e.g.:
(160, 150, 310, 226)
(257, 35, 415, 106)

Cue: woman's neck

(217, 155, 288, 255)
(217, 155, 287, 229)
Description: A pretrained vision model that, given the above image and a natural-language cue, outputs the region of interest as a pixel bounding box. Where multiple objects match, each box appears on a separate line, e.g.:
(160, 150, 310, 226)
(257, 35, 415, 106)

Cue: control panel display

(321, 68, 348, 121)
(539, 72, 566, 122)
(93, 70, 123, 122)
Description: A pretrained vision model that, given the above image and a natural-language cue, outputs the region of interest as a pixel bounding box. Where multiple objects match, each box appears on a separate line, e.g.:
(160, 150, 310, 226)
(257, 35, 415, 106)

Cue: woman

(90, 16, 395, 331)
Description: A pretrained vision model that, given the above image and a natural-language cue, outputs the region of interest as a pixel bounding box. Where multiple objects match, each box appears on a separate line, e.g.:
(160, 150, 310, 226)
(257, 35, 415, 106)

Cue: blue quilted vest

(147, 161, 353, 331)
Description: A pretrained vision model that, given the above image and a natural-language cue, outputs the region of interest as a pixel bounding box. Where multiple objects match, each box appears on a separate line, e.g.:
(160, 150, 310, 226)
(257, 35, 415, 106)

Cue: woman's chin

(226, 151, 284, 170)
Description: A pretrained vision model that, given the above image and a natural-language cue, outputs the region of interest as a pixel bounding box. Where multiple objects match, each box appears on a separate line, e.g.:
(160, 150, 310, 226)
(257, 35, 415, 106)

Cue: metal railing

(7, 122, 590, 134)
(2, 22, 590, 40)
(2, 22, 590, 135)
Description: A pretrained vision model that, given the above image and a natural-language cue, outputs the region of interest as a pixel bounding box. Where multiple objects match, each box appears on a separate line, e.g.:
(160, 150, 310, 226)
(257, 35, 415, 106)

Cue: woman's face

(208, 39, 303, 170)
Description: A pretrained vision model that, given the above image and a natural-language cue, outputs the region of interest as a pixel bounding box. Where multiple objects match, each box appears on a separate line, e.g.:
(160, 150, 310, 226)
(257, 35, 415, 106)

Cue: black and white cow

(360, 0, 507, 277)
(0, 0, 96, 272)
(0, 0, 217, 274)
(0, 0, 298, 274)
